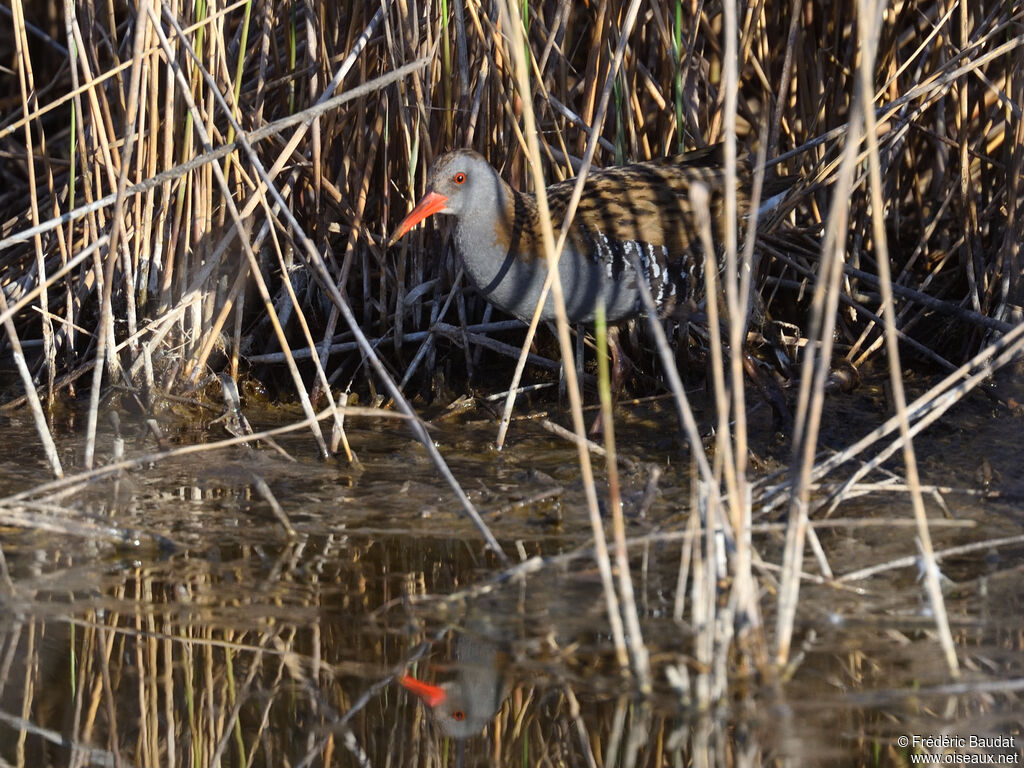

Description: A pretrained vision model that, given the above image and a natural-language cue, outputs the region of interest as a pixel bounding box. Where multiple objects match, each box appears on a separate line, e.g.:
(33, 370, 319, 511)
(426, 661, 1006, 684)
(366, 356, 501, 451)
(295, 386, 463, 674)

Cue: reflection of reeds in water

(2, 0, 1024, 763)
(4, 536, 1021, 766)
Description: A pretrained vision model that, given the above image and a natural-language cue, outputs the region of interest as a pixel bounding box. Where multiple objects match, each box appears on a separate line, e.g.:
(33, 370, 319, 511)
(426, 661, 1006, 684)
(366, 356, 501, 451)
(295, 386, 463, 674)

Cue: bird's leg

(608, 326, 628, 400)
(575, 323, 585, 390)
(741, 348, 792, 437)
(589, 326, 627, 435)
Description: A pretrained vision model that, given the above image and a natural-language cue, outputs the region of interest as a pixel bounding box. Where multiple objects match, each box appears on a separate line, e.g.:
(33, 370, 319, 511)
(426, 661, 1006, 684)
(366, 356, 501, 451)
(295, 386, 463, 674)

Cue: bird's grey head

(425, 150, 504, 217)
(389, 150, 506, 246)
(430, 681, 494, 739)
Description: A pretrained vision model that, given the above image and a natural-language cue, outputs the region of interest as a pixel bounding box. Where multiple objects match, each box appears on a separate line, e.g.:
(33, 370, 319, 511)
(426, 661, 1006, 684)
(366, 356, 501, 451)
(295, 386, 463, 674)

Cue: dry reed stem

(496, 0, 633, 674)
(152, 4, 507, 558)
(0, 404, 409, 511)
(775, 24, 874, 662)
(856, 0, 958, 675)
(596, 309, 652, 693)
(81, 0, 152, 471)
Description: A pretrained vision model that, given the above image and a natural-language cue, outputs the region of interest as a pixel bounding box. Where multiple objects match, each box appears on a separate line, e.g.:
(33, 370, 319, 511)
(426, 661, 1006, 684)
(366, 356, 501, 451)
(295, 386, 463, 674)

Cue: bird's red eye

(453, 172, 466, 184)
(451, 710, 466, 721)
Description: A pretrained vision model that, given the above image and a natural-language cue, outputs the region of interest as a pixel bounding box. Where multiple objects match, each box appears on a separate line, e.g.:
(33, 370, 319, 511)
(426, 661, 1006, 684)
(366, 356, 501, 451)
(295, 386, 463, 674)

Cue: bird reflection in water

(401, 621, 510, 764)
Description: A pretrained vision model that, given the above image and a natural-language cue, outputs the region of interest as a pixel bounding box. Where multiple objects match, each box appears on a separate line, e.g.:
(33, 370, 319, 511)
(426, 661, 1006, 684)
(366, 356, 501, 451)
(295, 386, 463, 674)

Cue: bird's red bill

(400, 674, 447, 708)
(388, 190, 449, 246)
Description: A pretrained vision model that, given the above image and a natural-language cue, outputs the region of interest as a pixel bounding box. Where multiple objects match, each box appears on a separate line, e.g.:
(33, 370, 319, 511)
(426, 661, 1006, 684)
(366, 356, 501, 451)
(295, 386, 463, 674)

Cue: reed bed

(2, 0, 1019, 427)
(1, 0, 1023, 764)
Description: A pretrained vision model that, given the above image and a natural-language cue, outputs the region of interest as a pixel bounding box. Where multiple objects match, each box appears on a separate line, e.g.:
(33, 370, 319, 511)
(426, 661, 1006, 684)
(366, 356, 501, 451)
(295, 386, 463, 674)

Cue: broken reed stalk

(822, 324, 1024, 512)
(0, 290, 63, 478)
(0, 404, 409, 514)
(8, 0, 53, 408)
(746, 311, 1024, 522)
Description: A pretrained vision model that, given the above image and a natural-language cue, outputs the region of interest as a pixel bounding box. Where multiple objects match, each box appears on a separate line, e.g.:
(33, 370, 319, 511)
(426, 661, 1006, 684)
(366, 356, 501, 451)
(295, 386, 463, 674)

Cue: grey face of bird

(389, 151, 509, 246)
(431, 682, 495, 739)
(424, 153, 468, 214)
(424, 151, 503, 218)
(400, 672, 497, 739)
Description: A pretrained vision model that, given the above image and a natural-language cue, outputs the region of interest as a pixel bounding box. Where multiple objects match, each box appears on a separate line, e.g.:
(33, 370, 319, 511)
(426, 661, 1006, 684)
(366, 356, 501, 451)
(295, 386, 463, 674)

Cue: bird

(388, 145, 792, 329)
(400, 627, 509, 741)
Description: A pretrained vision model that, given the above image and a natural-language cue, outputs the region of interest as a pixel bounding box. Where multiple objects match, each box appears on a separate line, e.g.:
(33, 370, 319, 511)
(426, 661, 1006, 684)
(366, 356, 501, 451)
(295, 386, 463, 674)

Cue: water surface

(1, 378, 1022, 766)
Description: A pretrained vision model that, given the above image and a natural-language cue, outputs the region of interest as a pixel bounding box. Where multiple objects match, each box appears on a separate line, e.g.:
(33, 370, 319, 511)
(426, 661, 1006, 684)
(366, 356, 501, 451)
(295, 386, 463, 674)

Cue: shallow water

(1, 374, 1023, 766)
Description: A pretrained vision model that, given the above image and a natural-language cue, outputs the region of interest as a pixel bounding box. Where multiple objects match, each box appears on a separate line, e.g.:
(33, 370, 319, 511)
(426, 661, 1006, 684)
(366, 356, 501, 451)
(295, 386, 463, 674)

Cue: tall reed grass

(1, 0, 1022, 762)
